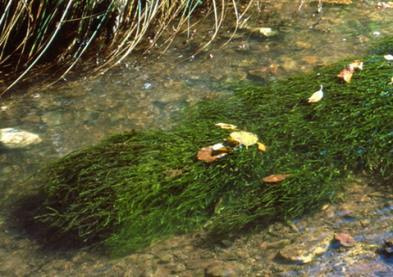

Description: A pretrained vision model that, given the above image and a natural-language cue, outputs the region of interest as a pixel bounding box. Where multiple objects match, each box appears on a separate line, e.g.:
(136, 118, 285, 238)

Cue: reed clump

(0, 0, 253, 95)
(31, 38, 393, 255)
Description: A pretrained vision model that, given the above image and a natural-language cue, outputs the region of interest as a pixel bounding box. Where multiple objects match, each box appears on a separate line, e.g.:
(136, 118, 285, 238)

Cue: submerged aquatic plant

(31, 38, 393, 256)
(0, 0, 253, 95)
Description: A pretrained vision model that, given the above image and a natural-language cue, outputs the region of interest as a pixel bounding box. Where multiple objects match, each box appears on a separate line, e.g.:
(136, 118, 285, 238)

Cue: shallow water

(1, 0, 393, 275)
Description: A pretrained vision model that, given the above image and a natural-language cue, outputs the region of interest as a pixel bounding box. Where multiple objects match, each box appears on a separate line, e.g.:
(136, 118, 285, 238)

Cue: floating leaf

(334, 233, 355, 247)
(229, 131, 259, 147)
(257, 142, 267, 152)
(308, 85, 324, 103)
(215, 123, 238, 130)
(348, 60, 363, 71)
(258, 27, 277, 37)
(337, 68, 354, 83)
(262, 174, 291, 184)
(384, 54, 393, 61)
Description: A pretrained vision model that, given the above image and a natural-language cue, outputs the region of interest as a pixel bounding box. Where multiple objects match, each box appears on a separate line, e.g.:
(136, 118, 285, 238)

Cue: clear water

(1, 1, 393, 275)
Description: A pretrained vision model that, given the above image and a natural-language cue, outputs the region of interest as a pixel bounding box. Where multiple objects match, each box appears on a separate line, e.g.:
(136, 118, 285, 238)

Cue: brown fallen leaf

(262, 174, 291, 184)
(197, 146, 228, 163)
(197, 147, 218, 163)
(337, 67, 354, 83)
(334, 232, 355, 247)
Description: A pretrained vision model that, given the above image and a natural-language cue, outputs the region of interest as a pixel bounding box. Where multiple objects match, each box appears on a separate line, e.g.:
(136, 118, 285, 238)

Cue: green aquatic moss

(33, 42, 393, 255)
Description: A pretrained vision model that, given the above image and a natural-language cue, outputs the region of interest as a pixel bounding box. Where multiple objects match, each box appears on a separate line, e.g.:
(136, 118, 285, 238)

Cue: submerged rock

(380, 238, 393, 256)
(334, 232, 356, 248)
(205, 261, 243, 277)
(278, 227, 333, 264)
(0, 128, 42, 149)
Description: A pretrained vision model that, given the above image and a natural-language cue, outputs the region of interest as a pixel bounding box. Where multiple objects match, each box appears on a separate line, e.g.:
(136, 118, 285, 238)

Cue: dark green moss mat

(33, 38, 393, 255)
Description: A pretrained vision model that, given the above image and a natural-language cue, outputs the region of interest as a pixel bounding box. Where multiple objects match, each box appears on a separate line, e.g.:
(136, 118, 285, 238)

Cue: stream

(1, 1, 393, 276)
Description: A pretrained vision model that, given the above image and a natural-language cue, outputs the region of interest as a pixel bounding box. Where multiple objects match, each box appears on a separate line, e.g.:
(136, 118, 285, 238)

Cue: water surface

(1, 1, 393, 275)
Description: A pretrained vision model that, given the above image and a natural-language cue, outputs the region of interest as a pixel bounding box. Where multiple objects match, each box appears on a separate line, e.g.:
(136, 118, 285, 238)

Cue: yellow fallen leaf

(337, 68, 354, 83)
(389, 77, 393, 85)
(215, 123, 238, 130)
(308, 85, 324, 103)
(229, 131, 259, 148)
(257, 142, 267, 152)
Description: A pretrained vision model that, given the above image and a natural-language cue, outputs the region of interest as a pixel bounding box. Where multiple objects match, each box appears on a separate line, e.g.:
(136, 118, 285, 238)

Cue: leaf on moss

(211, 142, 231, 153)
(229, 131, 259, 148)
(257, 142, 267, 152)
(308, 85, 324, 103)
(348, 60, 363, 71)
(337, 68, 354, 83)
(197, 146, 228, 163)
(338, 60, 363, 83)
(262, 174, 291, 184)
(215, 123, 238, 130)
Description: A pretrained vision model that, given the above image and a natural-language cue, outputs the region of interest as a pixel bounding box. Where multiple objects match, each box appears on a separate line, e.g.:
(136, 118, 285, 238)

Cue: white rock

(0, 128, 42, 149)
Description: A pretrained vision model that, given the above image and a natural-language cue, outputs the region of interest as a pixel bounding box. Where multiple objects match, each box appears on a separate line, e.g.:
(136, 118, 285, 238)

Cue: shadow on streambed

(5, 193, 106, 253)
(6, 192, 251, 255)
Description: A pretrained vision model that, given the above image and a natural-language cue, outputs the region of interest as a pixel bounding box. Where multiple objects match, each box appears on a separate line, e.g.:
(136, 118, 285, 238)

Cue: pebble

(0, 128, 42, 149)
(205, 261, 243, 277)
(278, 227, 333, 264)
(380, 238, 393, 256)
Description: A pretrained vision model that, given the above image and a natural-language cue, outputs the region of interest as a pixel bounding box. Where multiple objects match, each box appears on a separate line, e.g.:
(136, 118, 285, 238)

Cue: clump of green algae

(33, 38, 393, 255)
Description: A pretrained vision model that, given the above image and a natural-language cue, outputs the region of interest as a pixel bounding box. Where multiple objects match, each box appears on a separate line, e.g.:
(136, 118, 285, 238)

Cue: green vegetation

(32, 38, 393, 256)
(0, 0, 252, 95)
